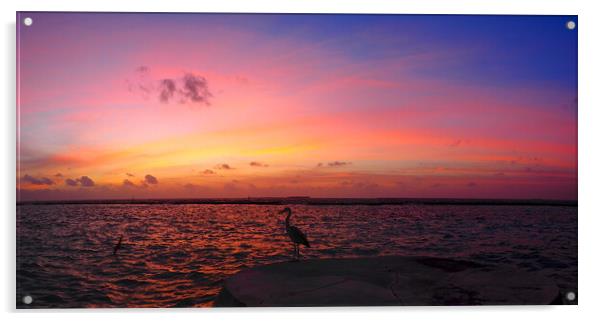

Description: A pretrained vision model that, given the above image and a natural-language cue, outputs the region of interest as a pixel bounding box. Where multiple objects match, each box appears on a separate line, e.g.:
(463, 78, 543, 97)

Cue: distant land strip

(17, 197, 577, 207)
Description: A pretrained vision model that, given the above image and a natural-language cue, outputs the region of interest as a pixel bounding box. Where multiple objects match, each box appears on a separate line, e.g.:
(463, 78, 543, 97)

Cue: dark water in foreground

(17, 203, 577, 308)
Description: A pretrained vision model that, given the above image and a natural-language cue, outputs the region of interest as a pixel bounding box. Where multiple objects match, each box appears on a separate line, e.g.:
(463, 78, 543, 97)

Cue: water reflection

(17, 204, 577, 308)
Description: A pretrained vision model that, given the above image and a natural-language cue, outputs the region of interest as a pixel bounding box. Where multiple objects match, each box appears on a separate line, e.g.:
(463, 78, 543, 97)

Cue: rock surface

(214, 256, 561, 306)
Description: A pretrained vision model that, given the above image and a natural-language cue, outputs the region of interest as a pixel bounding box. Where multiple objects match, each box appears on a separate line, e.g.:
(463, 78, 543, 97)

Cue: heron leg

(293, 243, 299, 261)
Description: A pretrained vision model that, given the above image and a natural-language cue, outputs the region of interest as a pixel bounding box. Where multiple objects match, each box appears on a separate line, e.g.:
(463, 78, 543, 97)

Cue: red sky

(17, 13, 577, 201)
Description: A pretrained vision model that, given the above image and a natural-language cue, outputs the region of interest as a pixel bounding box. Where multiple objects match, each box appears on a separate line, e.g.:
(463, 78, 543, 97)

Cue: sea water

(16, 203, 577, 307)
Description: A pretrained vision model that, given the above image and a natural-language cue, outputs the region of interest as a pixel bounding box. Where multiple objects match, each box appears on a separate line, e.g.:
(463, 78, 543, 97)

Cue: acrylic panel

(16, 12, 577, 308)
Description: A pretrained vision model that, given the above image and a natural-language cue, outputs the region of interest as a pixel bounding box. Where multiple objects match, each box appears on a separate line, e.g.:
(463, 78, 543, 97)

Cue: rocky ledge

(214, 256, 561, 307)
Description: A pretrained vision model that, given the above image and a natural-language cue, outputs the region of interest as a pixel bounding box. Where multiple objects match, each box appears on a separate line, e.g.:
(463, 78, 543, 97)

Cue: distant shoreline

(16, 197, 578, 207)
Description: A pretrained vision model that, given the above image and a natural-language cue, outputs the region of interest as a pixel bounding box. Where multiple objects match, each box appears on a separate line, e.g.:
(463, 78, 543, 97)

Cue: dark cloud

(123, 179, 136, 187)
(328, 161, 351, 167)
(54, 173, 63, 178)
(181, 73, 212, 104)
(22, 174, 54, 185)
(126, 173, 135, 177)
(159, 78, 177, 103)
(249, 161, 268, 167)
(122, 178, 153, 189)
(317, 162, 323, 167)
(215, 164, 234, 170)
(64, 176, 95, 187)
(78, 176, 95, 187)
(144, 174, 159, 185)
(128, 67, 212, 106)
(202, 169, 216, 175)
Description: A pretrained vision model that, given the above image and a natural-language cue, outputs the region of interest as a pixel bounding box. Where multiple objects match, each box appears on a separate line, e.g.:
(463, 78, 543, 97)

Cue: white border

(2, 0, 601, 320)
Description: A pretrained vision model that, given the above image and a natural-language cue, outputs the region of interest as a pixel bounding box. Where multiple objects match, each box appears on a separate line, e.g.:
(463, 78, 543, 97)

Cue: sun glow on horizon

(17, 13, 577, 201)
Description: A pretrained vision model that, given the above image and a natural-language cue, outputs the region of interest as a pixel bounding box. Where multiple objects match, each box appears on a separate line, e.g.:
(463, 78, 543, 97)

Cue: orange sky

(17, 13, 577, 201)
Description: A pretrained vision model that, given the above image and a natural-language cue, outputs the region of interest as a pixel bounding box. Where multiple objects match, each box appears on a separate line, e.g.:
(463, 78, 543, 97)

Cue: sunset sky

(17, 13, 577, 201)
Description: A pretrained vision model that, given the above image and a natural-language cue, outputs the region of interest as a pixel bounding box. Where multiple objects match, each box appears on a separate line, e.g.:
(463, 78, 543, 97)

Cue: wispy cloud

(123, 179, 137, 187)
(328, 161, 351, 167)
(159, 79, 177, 103)
(129, 66, 212, 105)
(249, 161, 268, 167)
(78, 176, 95, 187)
(181, 73, 212, 104)
(144, 174, 158, 185)
(215, 164, 234, 170)
(122, 177, 156, 189)
(63, 176, 95, 187)
(22, 174, 54, 185)
(184, 183, 203, 190)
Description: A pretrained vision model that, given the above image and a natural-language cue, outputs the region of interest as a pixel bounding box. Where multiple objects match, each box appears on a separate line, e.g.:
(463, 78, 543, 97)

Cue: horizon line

(17, 196, 578, 207)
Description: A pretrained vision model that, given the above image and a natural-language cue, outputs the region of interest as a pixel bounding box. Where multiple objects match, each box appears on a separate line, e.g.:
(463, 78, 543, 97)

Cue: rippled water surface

(17, 204, 577, 308)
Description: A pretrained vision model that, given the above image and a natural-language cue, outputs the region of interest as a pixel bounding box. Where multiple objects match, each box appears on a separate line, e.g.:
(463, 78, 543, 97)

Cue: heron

(280, 207, 310, 260)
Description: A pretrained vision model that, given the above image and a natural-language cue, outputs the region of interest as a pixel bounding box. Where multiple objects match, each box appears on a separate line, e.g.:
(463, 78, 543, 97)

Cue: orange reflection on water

(17, 203, 576, 308)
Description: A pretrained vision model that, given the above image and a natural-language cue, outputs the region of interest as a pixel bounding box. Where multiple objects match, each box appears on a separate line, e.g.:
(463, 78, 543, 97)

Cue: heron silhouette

(280, 207, 310, 261)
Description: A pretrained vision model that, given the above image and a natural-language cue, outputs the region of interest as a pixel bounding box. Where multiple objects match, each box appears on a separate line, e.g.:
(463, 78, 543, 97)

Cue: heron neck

(285, 211, 292, 227)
